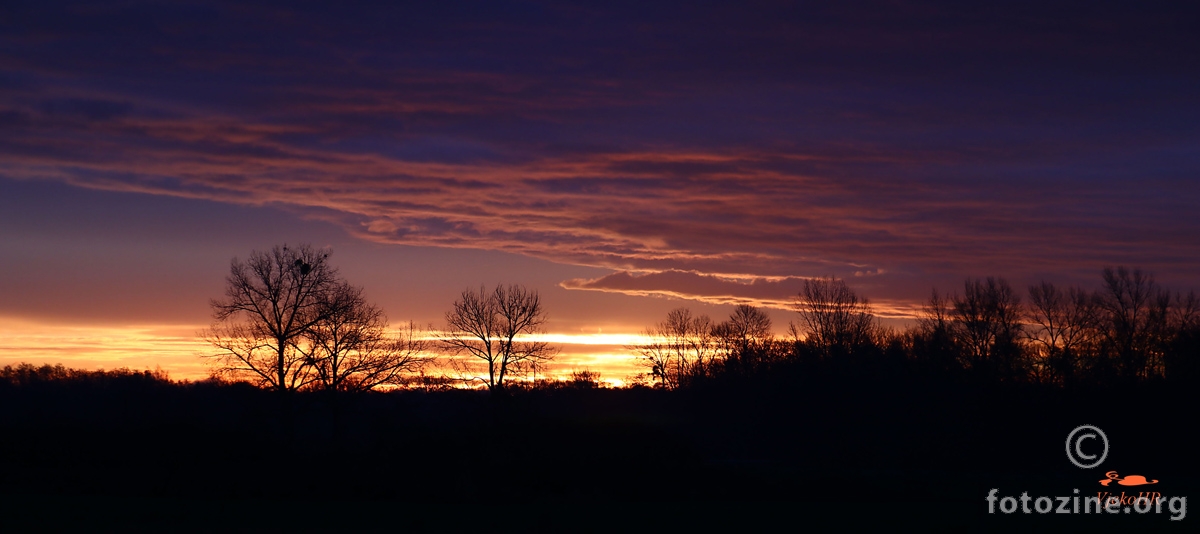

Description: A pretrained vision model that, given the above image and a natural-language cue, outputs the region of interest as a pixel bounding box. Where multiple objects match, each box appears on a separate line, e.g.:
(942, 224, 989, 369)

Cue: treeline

(0, 363, 172, 389)
(632, 266, 1200, 389)
(12, 257, 1197, 394)
(197, 243, 1196, 393)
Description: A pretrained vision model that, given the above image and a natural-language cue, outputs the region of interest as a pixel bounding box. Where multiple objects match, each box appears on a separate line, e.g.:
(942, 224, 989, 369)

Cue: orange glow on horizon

(0, 317, 648, 385)
(0, 317, 213, 380)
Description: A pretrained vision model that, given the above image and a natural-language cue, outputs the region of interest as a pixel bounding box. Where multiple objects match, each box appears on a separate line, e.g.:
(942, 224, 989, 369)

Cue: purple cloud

(2, 0, 1198, 314)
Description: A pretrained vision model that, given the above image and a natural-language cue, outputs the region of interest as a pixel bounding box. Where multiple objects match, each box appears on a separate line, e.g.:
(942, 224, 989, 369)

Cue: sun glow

(0, 317, 649, 384)
(0, 317, 214, 380)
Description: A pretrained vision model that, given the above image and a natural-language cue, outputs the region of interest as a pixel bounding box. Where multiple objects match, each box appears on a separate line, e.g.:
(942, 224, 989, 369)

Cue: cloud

(562, 270, 810, 309)
(561, 270, 921, 319)
(2, 0, 1199, 307)
(2, 99, 1197, 296)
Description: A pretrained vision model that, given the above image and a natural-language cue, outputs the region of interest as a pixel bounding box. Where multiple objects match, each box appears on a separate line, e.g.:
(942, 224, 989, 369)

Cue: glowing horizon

(0, 317, 652, 384)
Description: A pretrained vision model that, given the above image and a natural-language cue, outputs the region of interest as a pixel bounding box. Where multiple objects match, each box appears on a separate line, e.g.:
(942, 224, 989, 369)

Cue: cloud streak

(561, 270, 919, 319)
(2, 1, 1199, 309)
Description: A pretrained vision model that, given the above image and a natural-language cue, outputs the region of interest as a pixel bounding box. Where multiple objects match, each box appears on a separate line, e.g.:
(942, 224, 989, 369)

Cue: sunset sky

(2, 1, 1198, 382)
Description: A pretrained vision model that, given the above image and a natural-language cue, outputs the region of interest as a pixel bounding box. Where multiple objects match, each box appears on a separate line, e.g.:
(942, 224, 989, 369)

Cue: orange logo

(1100, 471, 1159, 487)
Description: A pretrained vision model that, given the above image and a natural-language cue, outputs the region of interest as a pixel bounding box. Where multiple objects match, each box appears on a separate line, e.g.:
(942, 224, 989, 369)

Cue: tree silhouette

(568, 368, 603, 389)
(1025, 281, 1099, 385)
(950, 277, 1024, 379)
(203, 244, 338, 391)
(633, 308, 716, 389)
(789, 277, 876, 359)
(713, 304, 774, 374)
(441, 284, 555, 391)
(910, 289, 961, 375)
(717, 304, 772, 348)
(298, 281, 433, 393)
(1164, 290, 1200, 382)
(1097, 266, 1169, 381)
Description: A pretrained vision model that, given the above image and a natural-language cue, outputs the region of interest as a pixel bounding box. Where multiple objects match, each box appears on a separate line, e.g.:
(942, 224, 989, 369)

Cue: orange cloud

(561, 270, 921, 319)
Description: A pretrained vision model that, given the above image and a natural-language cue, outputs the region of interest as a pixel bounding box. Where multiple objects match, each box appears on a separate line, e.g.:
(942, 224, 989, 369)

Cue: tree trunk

(277, 337, 287, 391)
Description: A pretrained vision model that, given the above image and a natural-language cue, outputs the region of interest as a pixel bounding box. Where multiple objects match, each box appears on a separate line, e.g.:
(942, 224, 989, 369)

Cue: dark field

(1, 363, 1195, 532)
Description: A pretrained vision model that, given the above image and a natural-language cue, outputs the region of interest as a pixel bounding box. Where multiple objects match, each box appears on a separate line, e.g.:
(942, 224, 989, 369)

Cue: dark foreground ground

(1, 369, 1196, 532)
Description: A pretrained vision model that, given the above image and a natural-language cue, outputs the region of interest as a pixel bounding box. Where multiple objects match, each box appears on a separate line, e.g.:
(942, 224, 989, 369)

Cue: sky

(2, 1, 1198, 382)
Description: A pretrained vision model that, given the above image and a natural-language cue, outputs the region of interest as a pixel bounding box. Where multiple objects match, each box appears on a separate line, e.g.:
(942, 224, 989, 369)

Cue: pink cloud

(4, 110, 1195, 300)
(561, 270, 921, 319)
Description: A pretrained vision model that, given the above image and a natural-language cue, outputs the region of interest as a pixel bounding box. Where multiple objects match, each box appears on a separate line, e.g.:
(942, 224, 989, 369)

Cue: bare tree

(632, 308, 717, 389)
(712, 304, 774, 372)
(1169, 290, 1200, 333)
(718, 304, 772, 348)
(1164, 290, 1200, 381)
(945, 274, 1022, 367)
(1097, 266, 1169, 381)
(789, 277, 877, 358)
(568, 368, 603, 389)
(441, 284, 555, 391)
(299, 282, 433, 393)
(1025, 281, 1100, 384)
(908, 288, 961, 374)
(203, 244, 337, 391)
(917, 289, 953, 336)
(1171, 289, 1200, 331)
